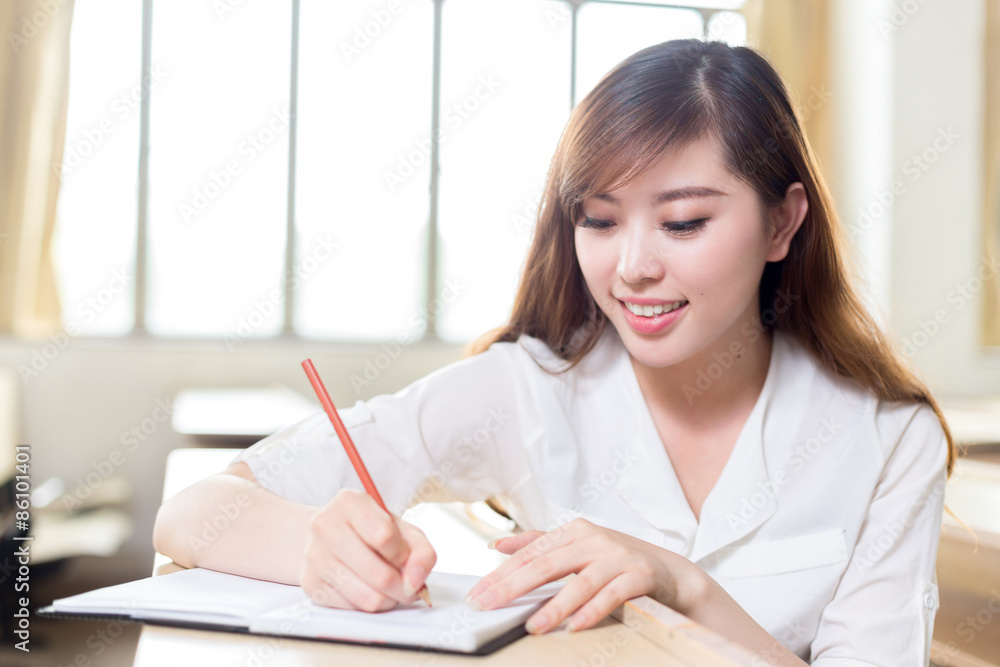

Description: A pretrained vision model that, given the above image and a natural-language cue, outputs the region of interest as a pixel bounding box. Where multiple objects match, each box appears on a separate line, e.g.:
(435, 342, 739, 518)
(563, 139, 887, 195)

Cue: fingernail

(525, 613, 547, 634)
(403, 564, 426, 598)
(466, 589, 495, 611)
(486, 539, 499, 550)
(465, 580, 487, 601)
(567, 613, 584, 632)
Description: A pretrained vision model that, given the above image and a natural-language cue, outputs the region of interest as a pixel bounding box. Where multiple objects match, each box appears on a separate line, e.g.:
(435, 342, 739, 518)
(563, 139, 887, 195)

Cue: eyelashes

(577, 217, 709, 236)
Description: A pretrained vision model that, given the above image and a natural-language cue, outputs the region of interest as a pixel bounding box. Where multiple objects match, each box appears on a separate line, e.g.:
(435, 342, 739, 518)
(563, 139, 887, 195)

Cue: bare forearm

(152, 473, 320, 585)
(673, 564, 808, 667)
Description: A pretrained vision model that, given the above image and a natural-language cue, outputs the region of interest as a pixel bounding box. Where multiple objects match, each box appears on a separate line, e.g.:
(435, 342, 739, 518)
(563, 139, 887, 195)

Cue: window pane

(53, 1, 142, 335)
(295, 0, 434, 341)
(575, 4, 704, 105)
(707, 10, 747, 46)
(437, 0, 572, 343)
(146, 1, 291, 338)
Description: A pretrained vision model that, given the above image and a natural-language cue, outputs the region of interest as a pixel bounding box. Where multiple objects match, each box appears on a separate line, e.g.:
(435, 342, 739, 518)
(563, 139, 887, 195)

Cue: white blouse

(234, 325, 948, 666)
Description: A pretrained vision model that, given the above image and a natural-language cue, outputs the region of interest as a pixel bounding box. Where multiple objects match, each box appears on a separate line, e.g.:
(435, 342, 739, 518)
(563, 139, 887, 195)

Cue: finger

(345, 495, 412, 569)
(561, 572, 648, 633)
(301, 547, 399, 613)
(310, 501, 410, 604)
(524, 562, 621, 634)
(491, 530, 545, 555)
(468, 542, 582, 612)
(466, 528, 568, 602)
(299, 560, 356, 610)
(311, 523, 417, 609)
(397, 520, 437, 598)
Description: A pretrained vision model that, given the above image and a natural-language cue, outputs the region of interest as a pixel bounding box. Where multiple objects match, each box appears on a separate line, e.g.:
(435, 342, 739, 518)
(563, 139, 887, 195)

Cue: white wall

(832, 0, 997, 398)
(889, 0, 995, 396)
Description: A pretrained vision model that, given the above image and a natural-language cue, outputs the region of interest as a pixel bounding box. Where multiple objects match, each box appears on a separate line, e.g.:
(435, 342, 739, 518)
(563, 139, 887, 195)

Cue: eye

(578, 217, 614, 230)
(662, 218, 708, 236)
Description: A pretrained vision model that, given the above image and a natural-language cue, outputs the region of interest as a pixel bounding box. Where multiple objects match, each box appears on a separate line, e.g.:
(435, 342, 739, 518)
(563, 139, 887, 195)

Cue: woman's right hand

(299, 488, 437, 612)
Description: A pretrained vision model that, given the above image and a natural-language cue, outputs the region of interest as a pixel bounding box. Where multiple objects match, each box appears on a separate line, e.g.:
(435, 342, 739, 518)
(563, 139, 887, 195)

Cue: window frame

(112, 0, 742, 343)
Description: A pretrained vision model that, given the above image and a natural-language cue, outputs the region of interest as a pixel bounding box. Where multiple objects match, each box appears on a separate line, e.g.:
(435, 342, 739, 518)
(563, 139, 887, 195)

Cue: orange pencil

(301, 359, 432, 607)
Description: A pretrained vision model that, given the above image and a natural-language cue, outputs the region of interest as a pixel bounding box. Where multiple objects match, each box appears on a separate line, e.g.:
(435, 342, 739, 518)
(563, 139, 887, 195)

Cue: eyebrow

(594, 186, 729, 206)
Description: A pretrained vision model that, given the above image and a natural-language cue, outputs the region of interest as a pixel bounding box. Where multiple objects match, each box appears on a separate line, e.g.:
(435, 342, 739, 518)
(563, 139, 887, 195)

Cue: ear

(766, 182, 808, 262)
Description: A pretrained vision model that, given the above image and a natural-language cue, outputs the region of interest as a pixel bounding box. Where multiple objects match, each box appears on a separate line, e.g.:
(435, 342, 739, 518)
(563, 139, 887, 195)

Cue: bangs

(555, 63, 717, 222)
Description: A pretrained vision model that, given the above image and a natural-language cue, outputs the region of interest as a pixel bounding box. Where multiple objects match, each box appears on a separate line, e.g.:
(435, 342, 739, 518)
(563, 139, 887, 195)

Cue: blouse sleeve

(228, 342, 529, 516)
(809, 403, 949, 666)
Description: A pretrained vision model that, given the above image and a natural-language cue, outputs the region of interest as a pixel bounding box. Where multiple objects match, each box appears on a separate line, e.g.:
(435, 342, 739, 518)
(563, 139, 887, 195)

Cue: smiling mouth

(621, 300, 688, 318)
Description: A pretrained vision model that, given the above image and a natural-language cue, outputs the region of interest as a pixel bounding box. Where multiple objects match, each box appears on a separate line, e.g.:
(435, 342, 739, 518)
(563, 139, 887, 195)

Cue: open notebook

(37, 568, 565, 655)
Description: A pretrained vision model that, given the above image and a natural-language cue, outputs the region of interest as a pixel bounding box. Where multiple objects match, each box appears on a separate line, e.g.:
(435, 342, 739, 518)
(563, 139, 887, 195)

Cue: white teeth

(624, 300, 686, 317)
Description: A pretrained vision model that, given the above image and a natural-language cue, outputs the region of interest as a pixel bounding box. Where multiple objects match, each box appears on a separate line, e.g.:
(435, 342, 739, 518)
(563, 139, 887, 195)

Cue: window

(53, 0, 745, 344)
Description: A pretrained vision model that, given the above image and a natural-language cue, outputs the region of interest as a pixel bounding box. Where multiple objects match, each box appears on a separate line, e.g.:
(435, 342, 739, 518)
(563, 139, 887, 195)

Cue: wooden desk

(137, 449, 771, 666)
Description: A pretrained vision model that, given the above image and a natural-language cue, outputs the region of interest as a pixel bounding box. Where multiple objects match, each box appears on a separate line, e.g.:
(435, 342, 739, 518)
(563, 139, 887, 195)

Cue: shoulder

(486, 323, 623, 381)
(771, 330, 947, 472)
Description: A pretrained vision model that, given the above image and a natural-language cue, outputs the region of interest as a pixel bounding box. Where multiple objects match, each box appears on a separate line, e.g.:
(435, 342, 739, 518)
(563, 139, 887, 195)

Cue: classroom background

(0, 0, 998, 665)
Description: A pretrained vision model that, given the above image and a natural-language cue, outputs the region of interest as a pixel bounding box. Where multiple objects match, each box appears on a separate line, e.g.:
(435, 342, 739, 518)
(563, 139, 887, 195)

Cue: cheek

(574, 232, 611, 283)
(677, 230, 767, 298)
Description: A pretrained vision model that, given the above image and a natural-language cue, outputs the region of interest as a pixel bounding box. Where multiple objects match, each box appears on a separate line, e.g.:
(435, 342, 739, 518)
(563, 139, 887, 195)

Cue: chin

(626, 347, 686, 369)
(614, 327, 691, 369)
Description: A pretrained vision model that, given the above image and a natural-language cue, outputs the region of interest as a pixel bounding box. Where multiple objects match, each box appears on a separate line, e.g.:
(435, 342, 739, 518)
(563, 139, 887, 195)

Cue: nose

(617, 222, 665, 284)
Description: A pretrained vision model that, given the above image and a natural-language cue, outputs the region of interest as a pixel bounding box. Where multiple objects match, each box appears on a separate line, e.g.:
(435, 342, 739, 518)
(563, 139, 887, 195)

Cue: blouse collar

(606, 325, 791, 563)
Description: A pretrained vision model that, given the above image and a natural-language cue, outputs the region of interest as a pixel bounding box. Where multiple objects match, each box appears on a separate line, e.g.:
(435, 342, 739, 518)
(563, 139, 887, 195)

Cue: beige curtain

(0, 0, 74, 337)
(742, 0, 833, 181)
(984, 0, 1000, 346)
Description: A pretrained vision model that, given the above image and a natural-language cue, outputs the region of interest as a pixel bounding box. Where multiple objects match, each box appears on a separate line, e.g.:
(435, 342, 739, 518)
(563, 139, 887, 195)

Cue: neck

(631, 325, 774, 428)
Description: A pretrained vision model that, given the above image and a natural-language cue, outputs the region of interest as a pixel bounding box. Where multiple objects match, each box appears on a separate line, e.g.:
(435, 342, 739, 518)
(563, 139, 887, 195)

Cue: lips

(622, 300, 687, 317)
(619, 299, 688, 334)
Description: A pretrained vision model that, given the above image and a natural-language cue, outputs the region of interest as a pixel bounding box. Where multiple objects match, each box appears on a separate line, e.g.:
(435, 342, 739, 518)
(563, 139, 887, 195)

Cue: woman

(154, 39, 954, 666)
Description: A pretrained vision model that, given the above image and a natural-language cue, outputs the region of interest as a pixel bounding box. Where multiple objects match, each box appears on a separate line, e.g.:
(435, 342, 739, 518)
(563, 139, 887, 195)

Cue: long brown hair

(465, 39, 956, 476)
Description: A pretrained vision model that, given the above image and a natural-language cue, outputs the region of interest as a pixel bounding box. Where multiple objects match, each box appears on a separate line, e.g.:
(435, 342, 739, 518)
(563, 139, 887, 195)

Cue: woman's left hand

(463, 518, 703, 634)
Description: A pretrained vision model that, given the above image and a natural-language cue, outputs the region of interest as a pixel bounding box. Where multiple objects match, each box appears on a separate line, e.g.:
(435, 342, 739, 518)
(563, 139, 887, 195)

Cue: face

(573, 134, 799, 372)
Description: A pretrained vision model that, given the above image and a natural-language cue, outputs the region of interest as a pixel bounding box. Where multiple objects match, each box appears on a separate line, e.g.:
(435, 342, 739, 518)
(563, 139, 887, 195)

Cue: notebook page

(51, 568, 302, 625)
(252, 571, 565, 653)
